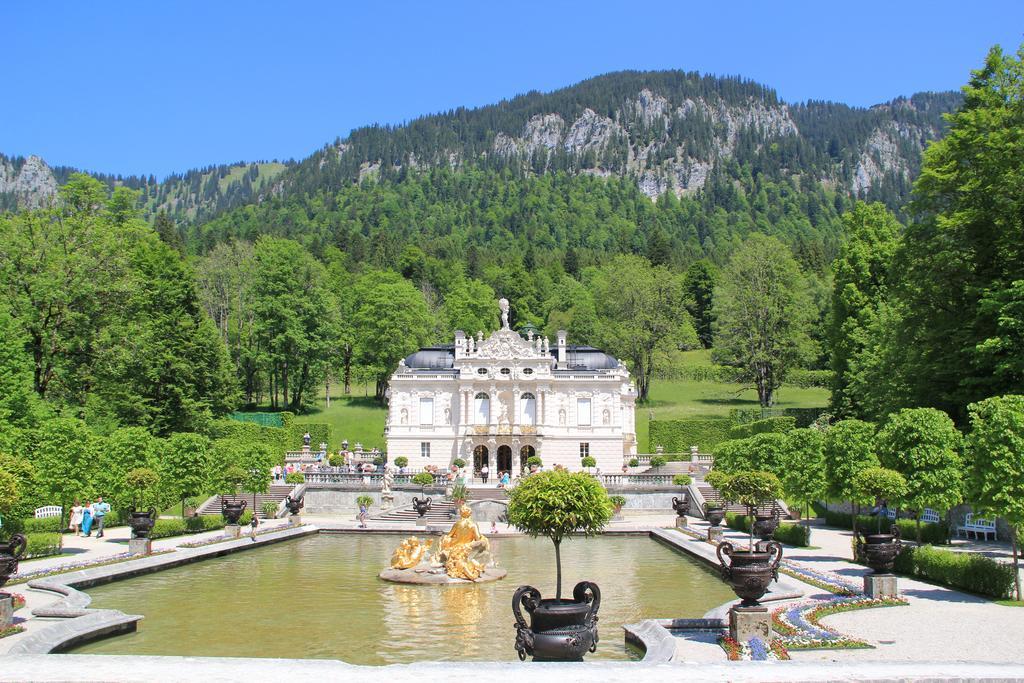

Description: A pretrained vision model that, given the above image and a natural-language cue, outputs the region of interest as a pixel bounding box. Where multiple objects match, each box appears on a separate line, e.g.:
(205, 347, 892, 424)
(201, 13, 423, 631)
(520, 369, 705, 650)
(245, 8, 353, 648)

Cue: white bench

(957, 512, 997, 541)
(885, 508, 941, 523)
(34, 505, 63, 519)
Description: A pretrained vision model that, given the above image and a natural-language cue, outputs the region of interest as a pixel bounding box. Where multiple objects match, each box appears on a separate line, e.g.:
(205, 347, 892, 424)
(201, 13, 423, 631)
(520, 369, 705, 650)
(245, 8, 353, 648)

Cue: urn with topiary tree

(672, 475, 692, 517)
(507, 470, 612, 661)
(715, 471, 784, 607)
(852, 467, 908, 574)
(124, 467, 161, 539)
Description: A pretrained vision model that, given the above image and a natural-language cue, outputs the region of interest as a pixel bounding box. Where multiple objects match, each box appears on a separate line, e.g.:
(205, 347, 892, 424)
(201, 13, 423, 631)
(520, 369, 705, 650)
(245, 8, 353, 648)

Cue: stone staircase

(197, 484, 295, 519)
(374, 500, 458, 523)
(466, 486, 508, 501)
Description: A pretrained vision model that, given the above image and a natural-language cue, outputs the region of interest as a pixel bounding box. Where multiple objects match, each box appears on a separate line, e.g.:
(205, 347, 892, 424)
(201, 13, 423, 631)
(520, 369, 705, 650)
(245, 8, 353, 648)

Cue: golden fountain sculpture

(380, 504, 506, 584)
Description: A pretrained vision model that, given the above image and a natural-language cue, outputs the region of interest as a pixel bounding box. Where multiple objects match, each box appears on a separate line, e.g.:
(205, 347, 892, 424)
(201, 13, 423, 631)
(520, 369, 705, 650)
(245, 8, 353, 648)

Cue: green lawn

(288, 366, 830, 454)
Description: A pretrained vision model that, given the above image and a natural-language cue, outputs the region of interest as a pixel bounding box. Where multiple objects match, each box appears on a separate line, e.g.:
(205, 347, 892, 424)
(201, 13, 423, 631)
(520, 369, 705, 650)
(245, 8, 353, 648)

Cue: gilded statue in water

(380, 503, 505, 584)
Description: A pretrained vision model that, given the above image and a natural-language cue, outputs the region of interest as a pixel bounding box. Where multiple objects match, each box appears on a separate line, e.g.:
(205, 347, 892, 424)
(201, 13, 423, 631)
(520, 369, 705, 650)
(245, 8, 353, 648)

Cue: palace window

(522, 368, 534, 375)
(500, 367, 511, 375)
(520, 392, 536, 426)
(419, 397, 434, 425)
(474, 392, 490, 424)
(577, 398, 592, 426)
(580, 442, 590, 458)
(476, 368, 488, 375)
(421, 442, 430, 459)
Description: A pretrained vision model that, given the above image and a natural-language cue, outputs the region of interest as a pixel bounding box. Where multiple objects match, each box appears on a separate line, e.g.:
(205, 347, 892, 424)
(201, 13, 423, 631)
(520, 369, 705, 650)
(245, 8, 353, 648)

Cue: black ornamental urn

(412, 497, 431, 518)
(222, 499, 247, 525)
(513, 581, 600, 662)
(672, 495, 689, 518)
(285, 494, 304, 515)
(704, 502, 726, 527)
(857, 524, 902, 574)
(0, 533, 27, 591)
(716, 540, 782, 607)
(128, 507, 157, 539)
(752, 509, 780, 542)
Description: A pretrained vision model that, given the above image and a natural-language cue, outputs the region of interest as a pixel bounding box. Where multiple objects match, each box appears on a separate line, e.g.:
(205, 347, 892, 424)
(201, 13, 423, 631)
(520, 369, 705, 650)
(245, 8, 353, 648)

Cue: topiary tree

(780, 428, 827, 520)
(285, 471, 305, 484)
(705, 469, 731, 493)
(628, 457, 639, 468)
(99, 427, 159, 514)
(852, 467, 908, 533)
(608, 494, 626, 512)
(372, 455, 384, 467)
(394, 456, 409, 468)
(966, 395, 1024, 601)
(673, 474, 692, 487)
(507, 470, 612, 599)
(713, 433, 788, 478)
(876, 407, 963, 541)
(328, 453, 342, 467)
(412, 472, 434, 488)
(526, 455, 542, 469)
(356, 494, 373, 509)
(581, 456, 597, 471)
(160, 433, 210, 519)
(453, 458, 466, 469)
(124, 467, 161, 510)
(823, 419, 880, 535)
(221, 465, 246, 495)
(719, 470, 783, 548)
(649, 455, 667, 468)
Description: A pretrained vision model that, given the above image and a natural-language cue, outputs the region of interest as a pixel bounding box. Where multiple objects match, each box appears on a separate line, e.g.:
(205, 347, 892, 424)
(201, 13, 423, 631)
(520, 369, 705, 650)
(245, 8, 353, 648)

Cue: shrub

(720, 471, 782, 511)
(21, 517, 62, 534)
(724, 513, 811, 547)
(184, 515, 226, 533)
(453, 458, 466, 468)
(704, 470, 732, 491)
(887, 545, 1015, 599)
(628, 458, 639, 467)
(150, 518, 187, 539)
(581, 456, 597, 469)
(125, 467, 161, 508)
(730, 408, 830, 428)
(261, 501, 280, 518)
(449, 481, 468, 503)
(328, 453, 342, 467)
(24, 532, 62, 558)
(356, 495, 373, 508)
(649, 455, 667, 468)
(526, 456, 542, 468)
(673, 474, 692, 487)
(394, 457, 409, 468)
(372, 456, 384, 466)
(608, 495, 627, 510)
(729, 417, 797, 440)
(411, 472, 434, 487)
(285, 471, 305, 484)
(649, 419, 734, 453)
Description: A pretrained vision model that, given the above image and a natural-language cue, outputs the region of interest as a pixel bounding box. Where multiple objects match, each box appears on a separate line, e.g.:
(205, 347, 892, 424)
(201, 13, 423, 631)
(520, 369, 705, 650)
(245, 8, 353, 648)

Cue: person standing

(92, 497, 111, 538)
(481, 463, 489, 484)
(250, 512, 260, 542)
(69, 500, 84, 536)
(81, 500, 94, 537)
(358, 501, 368, 529)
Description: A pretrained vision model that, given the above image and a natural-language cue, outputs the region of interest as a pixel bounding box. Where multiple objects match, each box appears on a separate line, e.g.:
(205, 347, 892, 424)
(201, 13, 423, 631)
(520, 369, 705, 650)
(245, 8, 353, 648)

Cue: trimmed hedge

(649, 419, 735, 453)
(725, 513, 811, 547)
(661, 365, 832, 389)
(24, 532, 63, 559)
(21, 517, 63, 533)
(889, 545, 1015, 599)
(730, 407, 829, 428)
(150, 512, 254, 539)
(290, 423, 331, 449)
(728, 417, 796, 439)
(230, 412, 284, 428)
(785, 369, 833, 389)
(822, 509, 950, 545)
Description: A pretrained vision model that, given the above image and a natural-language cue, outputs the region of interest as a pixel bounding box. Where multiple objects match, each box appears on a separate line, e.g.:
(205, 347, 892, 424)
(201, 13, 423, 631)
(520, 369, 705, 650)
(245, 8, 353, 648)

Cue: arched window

(474, 392, 490, 424)
(520, 392, 536, 426)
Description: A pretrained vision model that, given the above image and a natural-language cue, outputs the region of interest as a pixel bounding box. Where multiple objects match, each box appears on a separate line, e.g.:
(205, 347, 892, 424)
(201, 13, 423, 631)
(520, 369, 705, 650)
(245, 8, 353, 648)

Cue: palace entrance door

(519, 445, 536, 471)
(496, 445, 512, 473)
(473, 445, 489, 473)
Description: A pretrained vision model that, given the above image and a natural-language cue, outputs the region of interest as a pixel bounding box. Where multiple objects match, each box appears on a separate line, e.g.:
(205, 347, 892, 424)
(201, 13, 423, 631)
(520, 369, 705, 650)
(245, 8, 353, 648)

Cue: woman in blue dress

(80, 500, 94, 536)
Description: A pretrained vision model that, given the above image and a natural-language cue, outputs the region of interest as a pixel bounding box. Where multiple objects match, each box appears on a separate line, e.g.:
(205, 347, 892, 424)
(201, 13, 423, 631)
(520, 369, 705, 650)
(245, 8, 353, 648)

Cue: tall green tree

(965, 394, 1024, 600)
(823, 419, 880, 534)
(97, 427, 159, 512)
(780, 427, 827, 519)
(888, 45, 1024, 421)
(351, 271, 434, 401)
(440, 278, 498, 336)
(160, 432, 211, 517)
(828, 203, 902, 418)
(683, 260, 716, 349)
(875, 407, 964, 540)
(588, 255, 694, 402)
(713, 233, 817, 407)
(32, 418, 98, 519)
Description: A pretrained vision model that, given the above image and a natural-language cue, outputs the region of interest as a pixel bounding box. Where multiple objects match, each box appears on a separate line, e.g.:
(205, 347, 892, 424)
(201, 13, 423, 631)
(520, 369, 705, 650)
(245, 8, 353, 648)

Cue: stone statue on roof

(499, 298, 510, 330)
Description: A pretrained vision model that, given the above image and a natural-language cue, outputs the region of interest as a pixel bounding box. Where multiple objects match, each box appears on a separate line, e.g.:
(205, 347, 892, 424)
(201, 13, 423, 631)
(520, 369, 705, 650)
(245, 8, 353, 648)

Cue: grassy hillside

(291, 365, 830, 455)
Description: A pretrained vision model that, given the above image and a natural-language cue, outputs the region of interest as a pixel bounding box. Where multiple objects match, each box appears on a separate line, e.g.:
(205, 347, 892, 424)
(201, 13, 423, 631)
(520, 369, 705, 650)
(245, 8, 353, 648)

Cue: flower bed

(772, 596, 906, 649)
(10, 592, 26, 610)
(0, 624, 25, 639)
(9, 549, 173, 585)
(778, 561, 859, 596)
(177, 522, 303, 549)
(719, 635, 790, 660)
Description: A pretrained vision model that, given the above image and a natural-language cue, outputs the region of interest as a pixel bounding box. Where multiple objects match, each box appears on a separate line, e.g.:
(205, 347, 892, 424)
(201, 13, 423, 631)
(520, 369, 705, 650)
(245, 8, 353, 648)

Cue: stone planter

(716, 540, 782, 607)
(222, 499, 247, 525)
(857, 525, 902, 574)
(704, 503, 725, 527)
(412, 497, 431, 518)
(285, 494, 304, 515)
(752, 511, 779, 542)
(512, 581, 600, 662)
(672, 495, 689, 518)
(128, 507, 157, 539)
(0, 534, 27, 591)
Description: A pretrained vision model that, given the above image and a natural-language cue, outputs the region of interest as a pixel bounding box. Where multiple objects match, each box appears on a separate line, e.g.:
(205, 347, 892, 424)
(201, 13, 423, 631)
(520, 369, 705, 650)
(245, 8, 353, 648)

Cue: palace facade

(385, 310, 637, 474)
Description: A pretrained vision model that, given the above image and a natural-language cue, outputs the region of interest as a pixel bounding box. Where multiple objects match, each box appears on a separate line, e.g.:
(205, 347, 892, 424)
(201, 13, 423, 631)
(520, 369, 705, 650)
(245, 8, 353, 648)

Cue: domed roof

(402, 346, 455, 369)
(564, 346, 621, 371)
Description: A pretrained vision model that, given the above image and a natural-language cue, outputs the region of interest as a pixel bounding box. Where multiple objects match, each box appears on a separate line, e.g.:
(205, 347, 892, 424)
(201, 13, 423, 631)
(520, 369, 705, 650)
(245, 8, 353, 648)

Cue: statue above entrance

(499, 297, 510, 330)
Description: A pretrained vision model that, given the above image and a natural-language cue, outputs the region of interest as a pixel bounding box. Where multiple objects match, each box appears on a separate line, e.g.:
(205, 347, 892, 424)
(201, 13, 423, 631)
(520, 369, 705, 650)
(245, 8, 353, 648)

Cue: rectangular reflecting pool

(71, 533, 734, 663)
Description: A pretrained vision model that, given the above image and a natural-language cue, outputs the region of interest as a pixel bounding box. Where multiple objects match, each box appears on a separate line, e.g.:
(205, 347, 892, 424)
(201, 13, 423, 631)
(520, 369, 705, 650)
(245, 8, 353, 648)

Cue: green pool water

(71, 534, 733, 664)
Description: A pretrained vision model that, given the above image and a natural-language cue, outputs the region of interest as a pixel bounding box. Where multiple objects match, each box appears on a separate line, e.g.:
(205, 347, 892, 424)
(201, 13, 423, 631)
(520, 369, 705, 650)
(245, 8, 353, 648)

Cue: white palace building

(385, 299, 638, 474)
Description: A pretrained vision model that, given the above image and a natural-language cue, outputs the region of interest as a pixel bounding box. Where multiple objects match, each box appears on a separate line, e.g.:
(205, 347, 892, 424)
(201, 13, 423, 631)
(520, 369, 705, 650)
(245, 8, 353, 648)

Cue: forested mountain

(3, 70, 959, 225)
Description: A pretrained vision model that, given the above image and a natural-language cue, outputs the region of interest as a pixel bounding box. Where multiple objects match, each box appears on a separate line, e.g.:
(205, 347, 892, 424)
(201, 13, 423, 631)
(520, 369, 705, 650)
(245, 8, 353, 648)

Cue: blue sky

(3, 1, 1021, 178)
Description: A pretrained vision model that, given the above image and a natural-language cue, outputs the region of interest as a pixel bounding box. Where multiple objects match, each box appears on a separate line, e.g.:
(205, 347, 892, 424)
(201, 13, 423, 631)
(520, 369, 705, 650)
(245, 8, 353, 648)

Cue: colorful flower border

(719, 635, 790, 661)
(772, 596, 906, 649)
(9, 549, 173, 585)
(0, 624, 25, 639)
